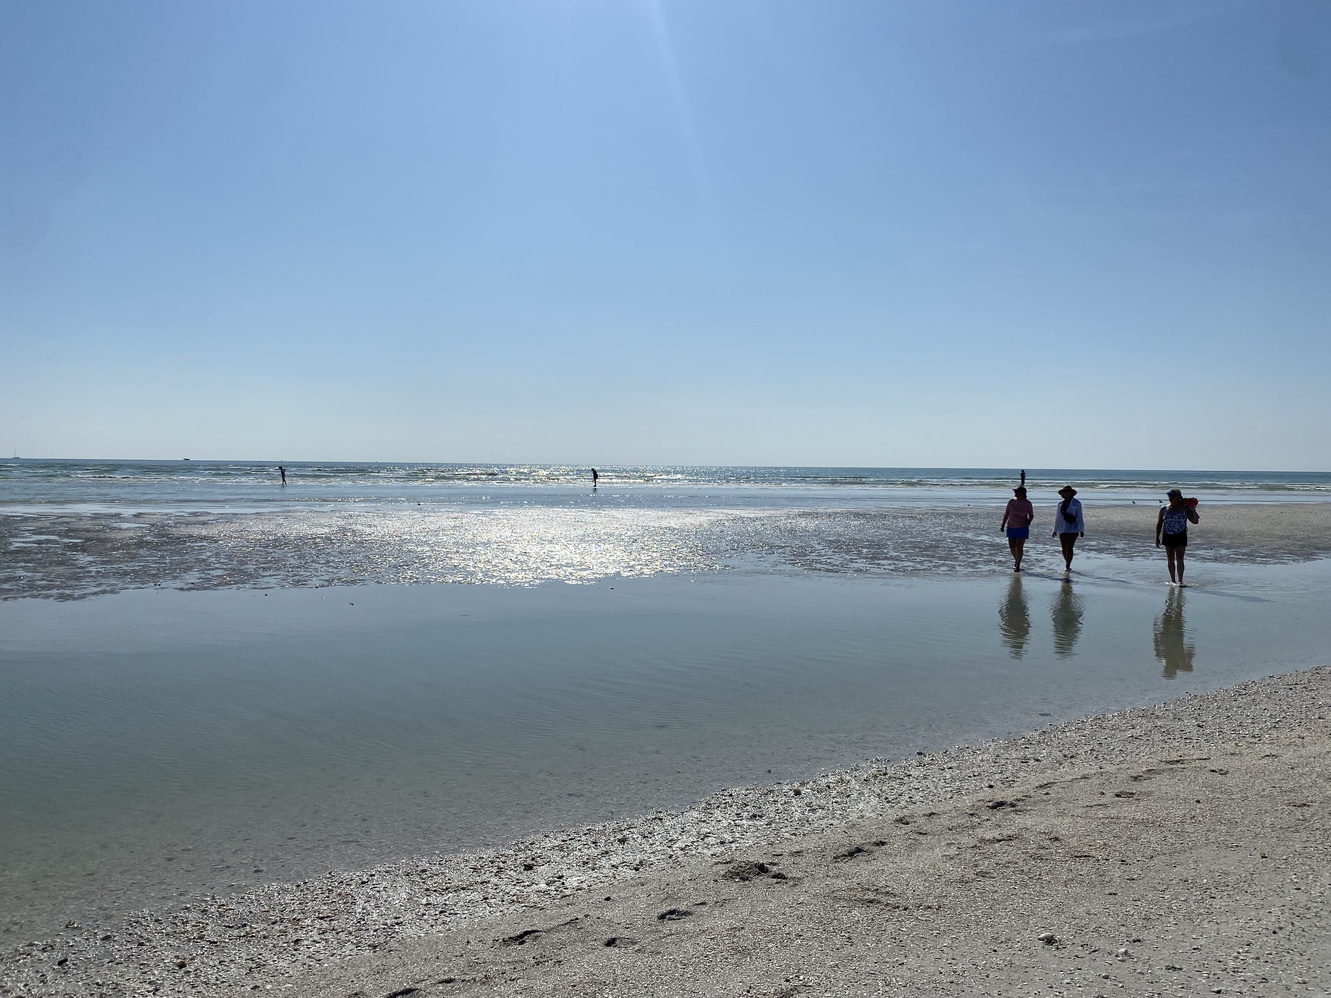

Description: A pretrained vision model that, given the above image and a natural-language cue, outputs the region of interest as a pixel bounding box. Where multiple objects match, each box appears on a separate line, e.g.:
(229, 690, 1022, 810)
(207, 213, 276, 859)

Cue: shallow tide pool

(3, 553, 1328, 934)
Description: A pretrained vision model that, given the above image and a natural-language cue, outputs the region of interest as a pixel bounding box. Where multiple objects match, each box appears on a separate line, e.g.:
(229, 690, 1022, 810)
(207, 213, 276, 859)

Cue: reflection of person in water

(1153, 586, 1195, 679)
(998, 574, 1031, 658)
(1050, 580, 1084, 658)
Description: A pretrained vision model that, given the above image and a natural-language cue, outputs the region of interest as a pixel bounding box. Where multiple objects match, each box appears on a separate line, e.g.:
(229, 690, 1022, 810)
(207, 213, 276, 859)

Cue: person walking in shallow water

(278, 465, 286, 485)
(1000, 486, 1035, 572)
(1051, 485, 1085, 572)
(1156, 488, 1200, 585)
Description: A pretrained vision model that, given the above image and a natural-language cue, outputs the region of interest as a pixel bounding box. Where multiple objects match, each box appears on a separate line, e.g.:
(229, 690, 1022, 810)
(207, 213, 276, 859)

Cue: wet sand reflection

(998, 575, 1031, 658)
(1050, 580, 1084, 658)
(1153, 586, 1196, 679)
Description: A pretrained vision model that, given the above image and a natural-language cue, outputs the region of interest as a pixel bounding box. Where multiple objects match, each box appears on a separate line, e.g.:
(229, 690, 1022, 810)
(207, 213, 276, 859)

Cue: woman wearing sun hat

(1051, 485, 1085, 572)
(1156, 488, 1200, 585)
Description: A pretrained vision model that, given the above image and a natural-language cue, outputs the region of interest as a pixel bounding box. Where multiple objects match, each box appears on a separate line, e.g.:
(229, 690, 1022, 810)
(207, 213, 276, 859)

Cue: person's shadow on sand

(998, 574, 1031, 659)
(1153, 586, 1196, 679)
(1050, 580, 1084, 659)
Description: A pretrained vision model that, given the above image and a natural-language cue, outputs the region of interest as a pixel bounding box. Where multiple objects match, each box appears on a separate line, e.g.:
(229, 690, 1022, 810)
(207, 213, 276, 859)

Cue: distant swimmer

(591, 467, 599, 488)
(1156, 488, 1200, 585)
(1001, 486, 1035, 572)
(279, 465, 287, 485)
(1051, 485, 1085, 572)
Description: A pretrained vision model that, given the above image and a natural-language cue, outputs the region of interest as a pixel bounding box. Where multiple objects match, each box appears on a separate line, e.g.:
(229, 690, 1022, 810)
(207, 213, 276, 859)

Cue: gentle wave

(3, 460, 1329, 500)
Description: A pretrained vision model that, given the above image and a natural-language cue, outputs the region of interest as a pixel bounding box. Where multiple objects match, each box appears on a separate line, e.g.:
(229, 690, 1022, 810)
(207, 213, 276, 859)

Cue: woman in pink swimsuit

(1000, 486, 1035, 572)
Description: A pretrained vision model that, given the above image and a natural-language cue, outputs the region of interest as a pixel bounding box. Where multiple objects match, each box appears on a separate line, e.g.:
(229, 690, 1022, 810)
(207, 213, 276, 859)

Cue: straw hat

(1058, 486, 1077, 497)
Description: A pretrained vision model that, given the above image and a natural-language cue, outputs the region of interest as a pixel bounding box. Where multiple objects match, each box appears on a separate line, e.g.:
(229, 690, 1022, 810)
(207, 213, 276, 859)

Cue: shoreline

(7, 560, 1330, 945)
(5, 666, 1328, 997)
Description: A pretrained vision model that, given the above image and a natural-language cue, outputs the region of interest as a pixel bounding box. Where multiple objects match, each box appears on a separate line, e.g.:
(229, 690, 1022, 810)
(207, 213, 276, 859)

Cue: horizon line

(2, 457, 1328, 476)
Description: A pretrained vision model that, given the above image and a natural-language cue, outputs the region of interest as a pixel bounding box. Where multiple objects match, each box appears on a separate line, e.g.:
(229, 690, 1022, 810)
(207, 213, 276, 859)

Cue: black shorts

(1162, 531, 1187, 549)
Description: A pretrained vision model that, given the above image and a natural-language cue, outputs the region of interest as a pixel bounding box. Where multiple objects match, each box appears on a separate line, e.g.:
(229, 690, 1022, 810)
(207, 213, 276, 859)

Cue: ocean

(3, 460, 1329, 513)
(2, 461, 1330, 934)
(3, 461, 1328, 599)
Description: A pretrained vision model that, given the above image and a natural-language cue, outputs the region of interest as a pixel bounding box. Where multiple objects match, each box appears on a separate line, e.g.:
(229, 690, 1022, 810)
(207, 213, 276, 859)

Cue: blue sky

(2, 0, 1328, 468)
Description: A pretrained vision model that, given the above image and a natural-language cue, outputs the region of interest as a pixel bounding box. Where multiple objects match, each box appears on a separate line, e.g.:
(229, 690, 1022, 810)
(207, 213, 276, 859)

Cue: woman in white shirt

(1051, 485, 1085, 572)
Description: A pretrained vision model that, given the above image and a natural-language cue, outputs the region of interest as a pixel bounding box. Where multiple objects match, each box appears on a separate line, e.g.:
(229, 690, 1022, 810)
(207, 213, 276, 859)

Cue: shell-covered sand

(4, 667, 1328, 998)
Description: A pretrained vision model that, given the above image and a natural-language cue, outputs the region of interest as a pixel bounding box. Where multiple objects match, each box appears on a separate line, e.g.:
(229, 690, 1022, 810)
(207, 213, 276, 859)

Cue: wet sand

(1080, 501, 1331, 564)
(5, 501, 1331, 601)
(3, 667, 1328, 997)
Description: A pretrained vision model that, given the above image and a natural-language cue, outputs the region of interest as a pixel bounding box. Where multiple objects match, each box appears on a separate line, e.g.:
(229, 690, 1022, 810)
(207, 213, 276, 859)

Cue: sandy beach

(4, 666, 1327, 997)
(4, 487, 1330, 997)
(8, 0, 1331, 971)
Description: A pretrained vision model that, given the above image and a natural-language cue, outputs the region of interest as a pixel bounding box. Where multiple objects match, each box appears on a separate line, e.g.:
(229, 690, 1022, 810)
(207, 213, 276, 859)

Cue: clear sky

(2, 0, 1328, 469)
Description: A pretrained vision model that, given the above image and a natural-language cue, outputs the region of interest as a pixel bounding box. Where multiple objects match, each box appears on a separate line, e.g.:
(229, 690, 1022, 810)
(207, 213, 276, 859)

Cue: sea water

(2, 460, 1328, 515)
(2, 462, 1329, 934)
